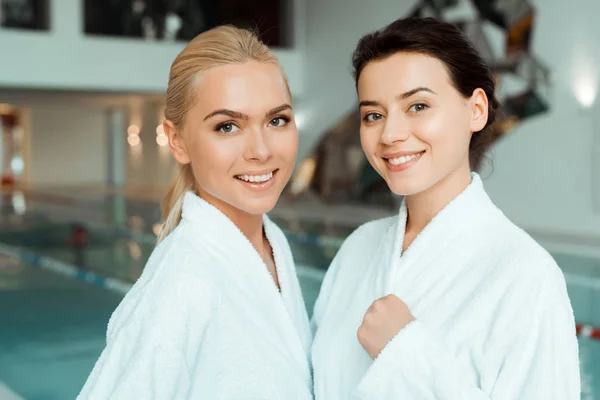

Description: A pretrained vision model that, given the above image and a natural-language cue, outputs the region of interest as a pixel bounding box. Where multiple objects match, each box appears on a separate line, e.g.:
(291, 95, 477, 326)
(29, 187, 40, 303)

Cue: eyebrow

(203, 103, 293, 122)
(266, 103, 292, 117)
(398, 87, 436, 100)
(204, 109, 248, 121)
(359, 87, 437, 108)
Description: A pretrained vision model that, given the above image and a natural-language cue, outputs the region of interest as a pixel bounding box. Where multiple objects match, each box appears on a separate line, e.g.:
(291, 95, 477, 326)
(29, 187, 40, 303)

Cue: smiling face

(166, 60, 298, 218)
(357, 52, 488, 197)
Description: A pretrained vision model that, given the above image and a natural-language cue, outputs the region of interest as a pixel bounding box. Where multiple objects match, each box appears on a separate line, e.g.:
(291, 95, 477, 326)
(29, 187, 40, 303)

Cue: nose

(380, 113, 409, 145)
(244, 127, 271, 163)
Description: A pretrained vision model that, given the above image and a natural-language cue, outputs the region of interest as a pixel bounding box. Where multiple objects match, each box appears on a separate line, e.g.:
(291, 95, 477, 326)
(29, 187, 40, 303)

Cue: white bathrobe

(78, 192, 313, 399)
(312, 173, 580, 399)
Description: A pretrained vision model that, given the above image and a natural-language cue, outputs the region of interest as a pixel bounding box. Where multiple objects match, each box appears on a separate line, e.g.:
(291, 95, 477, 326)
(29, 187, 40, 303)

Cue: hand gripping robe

(312, 173, 580, 399)
(78, 192, 313, 399)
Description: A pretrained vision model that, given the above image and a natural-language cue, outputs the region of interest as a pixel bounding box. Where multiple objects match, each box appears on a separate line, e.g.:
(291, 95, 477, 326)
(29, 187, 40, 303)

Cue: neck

(231, 212, 265, 253)
(405, 162, 473, 235)
(198, 191, 265, 254)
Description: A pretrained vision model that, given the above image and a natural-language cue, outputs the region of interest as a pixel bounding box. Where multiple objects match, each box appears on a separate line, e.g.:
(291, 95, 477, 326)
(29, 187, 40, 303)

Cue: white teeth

(388, 153, 421, 165)
(236, 171, 274, 183)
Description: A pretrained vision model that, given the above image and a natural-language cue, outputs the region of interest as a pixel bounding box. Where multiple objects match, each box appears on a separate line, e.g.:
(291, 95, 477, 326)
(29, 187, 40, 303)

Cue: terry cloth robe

(311, 173, 580, 399)
(78, 192, 313, 399)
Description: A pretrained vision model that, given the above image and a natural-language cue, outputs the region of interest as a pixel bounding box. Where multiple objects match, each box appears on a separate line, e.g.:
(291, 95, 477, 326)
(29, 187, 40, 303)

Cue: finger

(366, 300, 379, 314)
(385, 294, 400, 303)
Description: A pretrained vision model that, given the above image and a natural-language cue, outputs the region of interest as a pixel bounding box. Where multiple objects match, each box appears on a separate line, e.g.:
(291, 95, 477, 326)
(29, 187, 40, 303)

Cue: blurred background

(0, 0, 599, 398)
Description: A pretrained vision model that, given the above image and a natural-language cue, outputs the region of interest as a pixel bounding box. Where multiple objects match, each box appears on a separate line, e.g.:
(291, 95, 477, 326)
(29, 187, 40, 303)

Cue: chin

(237, 195, 279, 216)
(385, 175, 434, 197)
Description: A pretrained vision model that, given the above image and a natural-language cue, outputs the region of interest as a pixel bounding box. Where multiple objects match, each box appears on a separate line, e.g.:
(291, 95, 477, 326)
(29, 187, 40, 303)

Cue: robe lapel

(180, 193, 310, 377)
(383, 173, 494, 296)
(263, 217, 311, 355)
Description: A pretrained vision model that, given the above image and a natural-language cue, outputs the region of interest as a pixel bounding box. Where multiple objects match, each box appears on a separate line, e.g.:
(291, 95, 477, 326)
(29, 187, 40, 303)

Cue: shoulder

(315, 216, 397, 303)
(479, 218, 575, 344)
(482, 209, 557, 268)
(472, 206, 567, 297)
(328, 216, 397, 274)
(340, 215, 397, 253)
(107, 226, 218, 340)
(147, 226, 219, 296)
(354, 215, 397, 236)
(458, 204, 574, 340)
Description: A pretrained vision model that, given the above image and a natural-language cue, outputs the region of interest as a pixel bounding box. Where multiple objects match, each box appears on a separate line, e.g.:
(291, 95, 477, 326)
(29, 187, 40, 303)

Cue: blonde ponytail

(157, 164, 195, 243)
(157, 25, 288, 243)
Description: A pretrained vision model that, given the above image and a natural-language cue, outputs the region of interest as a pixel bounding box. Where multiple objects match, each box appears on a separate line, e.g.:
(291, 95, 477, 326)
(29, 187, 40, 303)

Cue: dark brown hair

(352, 17, 501, 171)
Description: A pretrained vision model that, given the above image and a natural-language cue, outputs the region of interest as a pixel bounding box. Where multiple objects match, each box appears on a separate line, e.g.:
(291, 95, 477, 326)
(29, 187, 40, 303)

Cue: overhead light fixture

(127, 135, 141, 147)
(127, 124, 140, 135)
(156, 134, 168, 146)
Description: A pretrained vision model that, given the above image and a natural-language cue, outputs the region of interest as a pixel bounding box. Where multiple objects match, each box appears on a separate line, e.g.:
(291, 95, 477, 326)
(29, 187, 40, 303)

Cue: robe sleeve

(354, 272, 580, 399)
(78, 269, 216, 399)
(77, 333, 191, 400)
(311, 220, 392, 338)
(310, 240, 345, 337)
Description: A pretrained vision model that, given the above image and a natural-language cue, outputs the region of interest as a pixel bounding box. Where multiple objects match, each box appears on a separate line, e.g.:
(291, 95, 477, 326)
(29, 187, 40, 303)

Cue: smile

(383, 151, 425, 172)
(387, 152, 423, 165)
(235, 171, 274, 183)
(234, 169, 279, 191)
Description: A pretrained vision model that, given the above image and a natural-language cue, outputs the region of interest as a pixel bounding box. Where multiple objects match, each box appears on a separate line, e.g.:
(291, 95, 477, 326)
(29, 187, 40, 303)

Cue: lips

(382, 151, 425, 172)
(233, 169, 280, 191)
(235, 170, 275, 183)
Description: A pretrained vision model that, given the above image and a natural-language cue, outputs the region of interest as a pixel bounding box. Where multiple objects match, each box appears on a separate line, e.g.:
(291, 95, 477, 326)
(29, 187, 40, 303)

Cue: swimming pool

(0, 202, 599, 399)
(0, 257, 122, 400)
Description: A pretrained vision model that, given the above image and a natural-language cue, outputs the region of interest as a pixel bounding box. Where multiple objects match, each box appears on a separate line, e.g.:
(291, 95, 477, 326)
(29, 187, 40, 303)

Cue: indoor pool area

(3, 0, 600, 398)
(0, 192, 599, 399)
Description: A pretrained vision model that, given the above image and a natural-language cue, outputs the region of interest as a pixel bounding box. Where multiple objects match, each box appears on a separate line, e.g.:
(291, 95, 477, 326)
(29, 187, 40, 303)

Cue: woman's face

(167, 61, 298, 217)
(357, 52, 488, 196)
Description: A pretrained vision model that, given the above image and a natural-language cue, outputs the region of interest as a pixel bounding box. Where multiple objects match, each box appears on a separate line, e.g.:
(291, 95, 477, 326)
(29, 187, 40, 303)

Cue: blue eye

(409, 103, 428, 112)
(217, 123, 240, 134)
(364, 113, 384, 122)
(269, 116, 290, 127)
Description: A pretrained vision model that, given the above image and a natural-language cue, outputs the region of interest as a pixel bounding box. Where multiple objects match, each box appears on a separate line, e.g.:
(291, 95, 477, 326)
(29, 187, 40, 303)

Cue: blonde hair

(157, 26, 287, 243)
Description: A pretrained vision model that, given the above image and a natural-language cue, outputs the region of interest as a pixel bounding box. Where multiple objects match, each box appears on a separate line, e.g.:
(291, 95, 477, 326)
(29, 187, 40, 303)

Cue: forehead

(357, 52, 452, 98)
(192, 61, 290, 115)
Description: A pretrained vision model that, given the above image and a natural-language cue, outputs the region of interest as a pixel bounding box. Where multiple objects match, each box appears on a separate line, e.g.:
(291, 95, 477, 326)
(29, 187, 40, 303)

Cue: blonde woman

(78, 26, 312, 399)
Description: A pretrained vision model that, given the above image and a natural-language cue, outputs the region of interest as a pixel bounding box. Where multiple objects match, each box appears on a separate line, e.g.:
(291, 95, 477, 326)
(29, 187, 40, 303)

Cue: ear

(164, 120, 191, 165)
(469, 88, 489, 133)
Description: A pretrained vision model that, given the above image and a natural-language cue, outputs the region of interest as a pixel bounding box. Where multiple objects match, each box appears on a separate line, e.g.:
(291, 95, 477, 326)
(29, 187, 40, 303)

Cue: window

(83, 0, 292, 47)
(0, 0, 50, 31)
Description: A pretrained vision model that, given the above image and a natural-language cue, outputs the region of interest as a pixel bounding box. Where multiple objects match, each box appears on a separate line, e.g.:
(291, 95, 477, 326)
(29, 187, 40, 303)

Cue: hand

(357, 294, 415, 359)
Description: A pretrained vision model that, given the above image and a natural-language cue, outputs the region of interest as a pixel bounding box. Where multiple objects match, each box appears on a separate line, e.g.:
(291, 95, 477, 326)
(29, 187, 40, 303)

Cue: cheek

(359, 127, 378, 156)
(417, 113, 471, 160)
(189, 136, 237, 178)
(413, 114, 444, 144)
(272, 129, 299, 161)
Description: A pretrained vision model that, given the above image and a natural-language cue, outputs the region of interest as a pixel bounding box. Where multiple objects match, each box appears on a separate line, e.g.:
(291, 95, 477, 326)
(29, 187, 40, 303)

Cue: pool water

(0, 257, 122, 400)
(0, 220, 599, 399)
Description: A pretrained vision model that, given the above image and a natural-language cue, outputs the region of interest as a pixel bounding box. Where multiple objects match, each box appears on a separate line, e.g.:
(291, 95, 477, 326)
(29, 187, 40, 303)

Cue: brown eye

(409, 103, 428, 112)
(364, 113, 384, 122)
